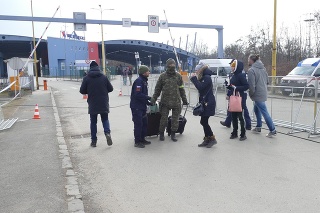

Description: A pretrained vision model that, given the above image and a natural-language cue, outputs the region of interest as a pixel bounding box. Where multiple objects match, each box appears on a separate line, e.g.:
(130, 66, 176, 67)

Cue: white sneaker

(266, 130, 277, 138)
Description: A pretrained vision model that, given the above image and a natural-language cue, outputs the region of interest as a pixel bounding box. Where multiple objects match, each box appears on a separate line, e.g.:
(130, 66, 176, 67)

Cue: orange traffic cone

(33, 104, 41, 119)
(119, 90, 122, 96)
(83, 94, 88, 99)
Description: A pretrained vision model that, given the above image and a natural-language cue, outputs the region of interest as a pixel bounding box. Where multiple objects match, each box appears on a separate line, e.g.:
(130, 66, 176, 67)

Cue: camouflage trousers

(159, 105, 181, 133)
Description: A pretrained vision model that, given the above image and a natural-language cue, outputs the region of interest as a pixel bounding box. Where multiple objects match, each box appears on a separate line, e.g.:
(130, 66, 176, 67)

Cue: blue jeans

(254, 101, 275, 132)
(123, 76, 127, 85)
(90, 113, 110, 140)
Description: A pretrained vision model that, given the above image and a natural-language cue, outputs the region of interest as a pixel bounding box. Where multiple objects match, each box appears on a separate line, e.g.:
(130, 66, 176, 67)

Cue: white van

(198, 59, 233, 87)
(280, 58, 320, 97)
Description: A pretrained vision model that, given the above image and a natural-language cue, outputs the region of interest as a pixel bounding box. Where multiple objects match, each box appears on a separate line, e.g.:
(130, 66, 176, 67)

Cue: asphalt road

(48, 77, 320, 213)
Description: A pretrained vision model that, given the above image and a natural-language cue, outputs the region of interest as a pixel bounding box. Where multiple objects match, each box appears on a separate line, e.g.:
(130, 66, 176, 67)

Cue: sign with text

(148, 15, 159, 33)
(61, 31, 85, 40)
(122, 18, 131, 27)
(73, 12, 87, 31)
(160, 20, 168, 29)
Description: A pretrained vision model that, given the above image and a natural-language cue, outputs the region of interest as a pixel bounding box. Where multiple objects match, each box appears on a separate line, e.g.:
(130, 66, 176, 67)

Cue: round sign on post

(151, 20, 156, 26)
(148, 15, 159, 33)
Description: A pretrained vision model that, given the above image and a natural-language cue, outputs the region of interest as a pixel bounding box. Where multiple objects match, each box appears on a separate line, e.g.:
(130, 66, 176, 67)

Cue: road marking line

(17, 119, 29, 122)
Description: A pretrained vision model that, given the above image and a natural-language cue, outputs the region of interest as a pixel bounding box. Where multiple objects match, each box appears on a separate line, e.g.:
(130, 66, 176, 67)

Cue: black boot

(220, 121, 231, 128)
(90, 139, 97, 147)
(134, 142, 145, 148)
(141, 138, 151, 145)
(105, 132, 113, 146)
(230, 132, 238, 139)
(171, 132, 178, 142)
(239, 135, 247, 141)
(206, 135, 217, 148)
(159, 132, 165, 141)
(198, 137, 209, 147)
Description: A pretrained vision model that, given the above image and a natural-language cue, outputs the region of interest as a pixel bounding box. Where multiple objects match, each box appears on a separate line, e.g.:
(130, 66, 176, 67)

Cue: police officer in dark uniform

(130, 65, 152, 148)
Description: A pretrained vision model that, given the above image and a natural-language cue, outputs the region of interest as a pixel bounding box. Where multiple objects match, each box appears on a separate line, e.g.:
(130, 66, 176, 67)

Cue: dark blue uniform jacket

(130, 75, 150, 110)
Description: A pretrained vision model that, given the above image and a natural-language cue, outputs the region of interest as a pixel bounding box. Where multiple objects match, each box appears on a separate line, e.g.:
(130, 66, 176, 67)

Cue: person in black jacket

(226, 60, 249, 141)
(190, 62, 217, 148)
(80, 61, 114, 147)
(130, 65, 152, 148)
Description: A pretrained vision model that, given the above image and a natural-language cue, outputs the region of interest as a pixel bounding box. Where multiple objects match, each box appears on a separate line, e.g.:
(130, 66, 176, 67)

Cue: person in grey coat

(247, 54, 277, 137)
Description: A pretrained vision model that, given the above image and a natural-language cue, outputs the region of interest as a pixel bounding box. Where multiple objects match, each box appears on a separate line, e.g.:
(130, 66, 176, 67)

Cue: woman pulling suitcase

(190, 62, 217, 148)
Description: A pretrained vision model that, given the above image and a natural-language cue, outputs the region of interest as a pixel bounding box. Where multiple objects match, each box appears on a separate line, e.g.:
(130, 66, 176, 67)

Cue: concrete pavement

(47, 77, 320, 213)
(0, 89, 67, 212)
(1, 76, 320, 212)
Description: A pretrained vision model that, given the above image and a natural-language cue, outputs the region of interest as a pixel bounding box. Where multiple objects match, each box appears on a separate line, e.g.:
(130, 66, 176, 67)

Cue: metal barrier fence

(221, 77, 320, 138)
(0, 78, 9, 90)
(0, 76, 33, 130)
(42, 67, 117, 81)
(0, 76, 34, 106)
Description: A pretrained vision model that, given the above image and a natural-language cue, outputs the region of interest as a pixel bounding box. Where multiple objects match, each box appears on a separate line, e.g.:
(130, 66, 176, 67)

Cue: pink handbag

(228, 91, 242, 112)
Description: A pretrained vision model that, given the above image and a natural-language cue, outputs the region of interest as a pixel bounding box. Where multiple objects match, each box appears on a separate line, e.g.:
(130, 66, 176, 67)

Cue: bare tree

(190, 18, 318, 75)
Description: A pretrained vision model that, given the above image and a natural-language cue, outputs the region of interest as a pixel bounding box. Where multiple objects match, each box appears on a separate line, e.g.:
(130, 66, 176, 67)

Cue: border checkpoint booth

(4, 57, 35, 94)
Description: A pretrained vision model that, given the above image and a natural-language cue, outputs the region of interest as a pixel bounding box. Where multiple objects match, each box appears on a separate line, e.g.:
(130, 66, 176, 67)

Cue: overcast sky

(0, 0, 318, 50)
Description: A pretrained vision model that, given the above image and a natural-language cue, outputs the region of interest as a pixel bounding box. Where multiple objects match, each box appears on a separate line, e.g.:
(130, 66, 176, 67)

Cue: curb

(50, 88, 85, 213)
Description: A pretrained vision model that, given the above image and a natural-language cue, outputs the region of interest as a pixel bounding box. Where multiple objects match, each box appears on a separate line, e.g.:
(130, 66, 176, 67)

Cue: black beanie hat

(90, 61, 99, 68)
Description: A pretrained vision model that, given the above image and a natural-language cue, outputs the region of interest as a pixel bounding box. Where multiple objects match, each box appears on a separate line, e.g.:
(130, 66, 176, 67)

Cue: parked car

(280, 58, 320, 97)
(198, 59, 233, 88)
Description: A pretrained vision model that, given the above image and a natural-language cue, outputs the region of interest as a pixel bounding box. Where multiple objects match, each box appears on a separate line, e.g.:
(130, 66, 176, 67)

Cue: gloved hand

(147, 96, 152, 100)
(150, 97, 156, 104)
(183, 101, 189, 106)
(147, 101, 154, 106)
(226, 84, 236, 90)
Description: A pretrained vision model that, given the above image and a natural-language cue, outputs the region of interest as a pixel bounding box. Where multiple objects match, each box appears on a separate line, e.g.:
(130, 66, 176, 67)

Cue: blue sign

(61, 31, 85, 40)
(187, 57, 193, 66)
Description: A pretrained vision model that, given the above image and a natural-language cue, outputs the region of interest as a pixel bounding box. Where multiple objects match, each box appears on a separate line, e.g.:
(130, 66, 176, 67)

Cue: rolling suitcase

(167, 106, 188, 136)
(146, 102, 161, 137)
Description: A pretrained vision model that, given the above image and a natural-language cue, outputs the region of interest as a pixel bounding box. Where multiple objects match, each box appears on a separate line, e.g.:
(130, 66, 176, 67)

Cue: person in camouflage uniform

(151, 58, 188, 142)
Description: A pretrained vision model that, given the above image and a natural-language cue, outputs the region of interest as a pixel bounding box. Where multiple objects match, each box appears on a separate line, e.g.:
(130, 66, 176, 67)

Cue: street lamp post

(271, 0, 277, 93)
(272, 0, 277, 78)
(148, 55, 152, 73)
(31, 0, 39, 90)
(135, 52, 140, 75)
(91, 5, 114, 76)
(304, 14, 315, 57)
